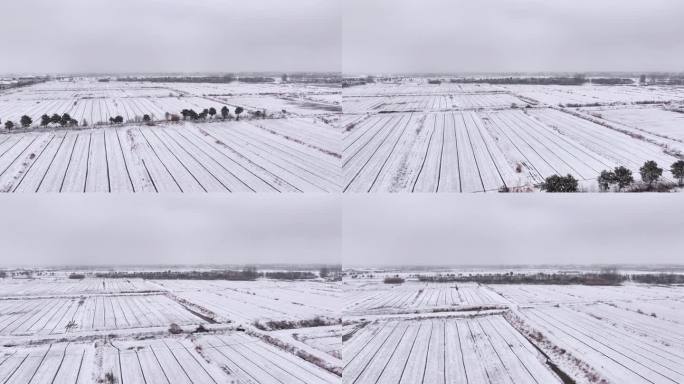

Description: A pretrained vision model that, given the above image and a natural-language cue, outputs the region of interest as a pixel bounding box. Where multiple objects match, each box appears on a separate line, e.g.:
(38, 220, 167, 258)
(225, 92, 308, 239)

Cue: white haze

(343, 0, 684, 74)
(0, 195, 341, 266)
(342, 194, 684, 266)
(0, 0, 341, 74)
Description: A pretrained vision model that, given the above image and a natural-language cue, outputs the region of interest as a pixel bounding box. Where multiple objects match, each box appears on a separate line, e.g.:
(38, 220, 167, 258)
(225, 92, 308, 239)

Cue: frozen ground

(0, 121, 339, 192)
(342, 81, 684, 192)
(0, 79, 340, 125)
(343, 274, 684, 384)
(0, 274, 341, 383)
(0, 79, 340, 193)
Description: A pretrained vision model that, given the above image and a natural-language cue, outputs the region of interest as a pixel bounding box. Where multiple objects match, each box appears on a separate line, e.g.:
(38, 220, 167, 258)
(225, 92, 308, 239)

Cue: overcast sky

(0, 195, 340, 266)
(343, 0, 684, 74)
(343, 195, 684, 266)
(0, 0, 340, 74)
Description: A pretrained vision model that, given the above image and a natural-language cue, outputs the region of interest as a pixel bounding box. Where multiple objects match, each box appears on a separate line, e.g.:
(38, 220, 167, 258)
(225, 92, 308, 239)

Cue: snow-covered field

(344, 281, 506, 315)
(343, 275, 684, 384)
(152, 280, 342, 325)
(5, 79, 682, 193)
(0, 274, 342, 383)
(342, 81, 684, 192)
(579, 106, 684, 156)
(0, 79, 340, 193)
(0, 121, 339, 192)
(0, 79, 340, 125)
(344, 316, 562, 384)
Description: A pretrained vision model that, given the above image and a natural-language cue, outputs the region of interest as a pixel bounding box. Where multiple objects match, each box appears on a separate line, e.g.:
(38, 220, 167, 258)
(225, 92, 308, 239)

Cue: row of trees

(631, 273, 684, 284)
(2, 105, 251, 131)
(263, 271, 317, 280)
(95, 269, 261, 281)
(3, 115, 34, 130)
(417, 270, 626, 286)
(383, 276, 406, 284)
(598, 160, 684, 191)
(451, 75, 587, 86)
(180, 106, 244, 121)
(95, 267, 323, 281)
(540, 160, 684, 192)
(3, 113, 85, 130)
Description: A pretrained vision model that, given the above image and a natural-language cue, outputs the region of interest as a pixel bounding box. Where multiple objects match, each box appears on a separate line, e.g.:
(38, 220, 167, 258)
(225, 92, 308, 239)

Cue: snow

(0, 275, 342, 383)
(342, 82, 684, 192)
(0, 121, 340, 193)
(343, 275, 684, 384)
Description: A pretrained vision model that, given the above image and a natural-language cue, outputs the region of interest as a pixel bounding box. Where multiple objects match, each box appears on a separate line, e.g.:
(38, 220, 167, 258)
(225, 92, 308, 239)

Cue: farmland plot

(0, 120, 340, 193)
(218, 95, 341, 116)
(198, 332, 340, 384)
(343, 316, 561, 384)
(0, 342, 95, 384)
(344, 281, 506, 315)
(342, 81, 683, 192)
(342, 109, 679, 192)
(99, 338, 233, 384)
(343, 93, 525, 114)
(0, 338, 237, 384)
(580, 106, 684, 155)
(0, 275, 343, 384)
(0, 294, 204, 336)
(343, 276, 684, 383)
(294, 326, 342, 359)
(0, 80, 340, 125)
(154, 280, 342, 324)
(487, 283, 684, 307)
(272, 325, 343, 361)
(503, 84, 684, 106)
(343, 83, 505, 97)
(516, 304, 684, 384)
(0, 278, 156, 297)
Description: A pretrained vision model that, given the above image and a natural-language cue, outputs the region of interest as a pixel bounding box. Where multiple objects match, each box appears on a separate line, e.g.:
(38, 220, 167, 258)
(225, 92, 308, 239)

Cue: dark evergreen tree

(640, 160, 663, 187)
(541, 174, 578, 192)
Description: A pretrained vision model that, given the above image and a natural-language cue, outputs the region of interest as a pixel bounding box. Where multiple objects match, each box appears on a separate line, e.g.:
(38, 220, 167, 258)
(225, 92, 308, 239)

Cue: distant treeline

(450, 76, 587, 86)
(631, 273, 684, 284)
(416, 272, 684, 285)
(287, 74, 341, 84)
(118, 74, 340, 85)
(383, 276, 406, 284)
(0, 77, 48, 90)
(657, 78, 684, 85)
(95, 268, 321, 281)
(590, 78, 634, 85)
(68, 273, 85, 280)
(96, 269, 261, 281)
(118, 75, 237, 84)
(263, 271, 317, 280)
(417, 271, 626, 286)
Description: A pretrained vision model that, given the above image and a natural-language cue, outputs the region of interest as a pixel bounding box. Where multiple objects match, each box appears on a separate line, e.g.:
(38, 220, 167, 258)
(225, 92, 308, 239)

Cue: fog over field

(0, 195, 341, 265)
(0, 0, 341, 73)
(343, 195, 684, 266)
(343, 0, 684, 73)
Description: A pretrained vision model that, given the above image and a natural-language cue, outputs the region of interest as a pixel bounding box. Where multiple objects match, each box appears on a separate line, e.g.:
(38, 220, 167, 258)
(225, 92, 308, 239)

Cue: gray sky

(343, 0, 684, 74)
(343, 195, 684, 266)
(0, 0, 340, 74)
(0, 195, 340, 266)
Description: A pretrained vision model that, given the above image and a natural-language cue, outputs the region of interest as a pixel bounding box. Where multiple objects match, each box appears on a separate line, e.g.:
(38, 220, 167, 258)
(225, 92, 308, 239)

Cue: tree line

(94, 268, 323, 281)
(451, 75, 587, 86)
(416, 271, 684, 286)
(417, 271, 626, 286)
(180, 106, 245, 121)
(537, 160, 684, 192)
(1, 105, 255, 131)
